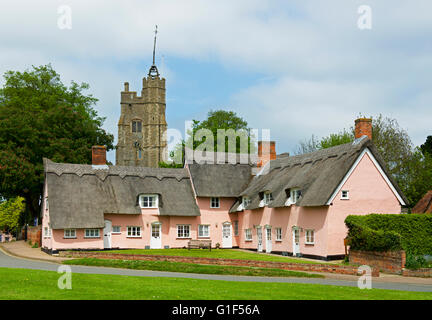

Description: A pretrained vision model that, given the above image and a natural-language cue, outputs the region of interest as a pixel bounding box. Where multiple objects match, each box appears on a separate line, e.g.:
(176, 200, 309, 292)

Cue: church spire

(148, 25, 160, 78)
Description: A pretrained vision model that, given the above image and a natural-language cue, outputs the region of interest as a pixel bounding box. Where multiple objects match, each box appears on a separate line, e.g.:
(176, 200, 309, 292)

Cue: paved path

(0, 247, 431, 292)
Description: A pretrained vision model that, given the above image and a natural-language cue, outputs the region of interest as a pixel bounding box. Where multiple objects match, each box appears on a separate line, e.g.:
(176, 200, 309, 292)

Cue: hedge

(345, 214, 432, 255)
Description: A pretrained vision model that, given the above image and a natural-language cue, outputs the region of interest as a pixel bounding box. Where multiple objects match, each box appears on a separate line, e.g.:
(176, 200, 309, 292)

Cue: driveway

(0, 248, 431, 292)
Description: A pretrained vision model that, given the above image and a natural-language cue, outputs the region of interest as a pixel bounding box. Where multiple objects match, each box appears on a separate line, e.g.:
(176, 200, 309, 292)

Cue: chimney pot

(355, 118, 372, 140)
(92, 146, 106, 166)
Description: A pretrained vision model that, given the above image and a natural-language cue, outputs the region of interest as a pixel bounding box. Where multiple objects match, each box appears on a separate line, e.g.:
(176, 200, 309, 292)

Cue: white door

(292, 228, 300, 256)
(222, 223, 232, 248)
(256, 227, 263, 252)
(103, 220, 112, 249)
(265, 227, 272, 253)
(150, 223, 162, 249)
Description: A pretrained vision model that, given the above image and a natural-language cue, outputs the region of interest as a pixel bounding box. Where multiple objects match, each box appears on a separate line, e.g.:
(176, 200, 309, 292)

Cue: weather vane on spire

(148, 25, 160, 78)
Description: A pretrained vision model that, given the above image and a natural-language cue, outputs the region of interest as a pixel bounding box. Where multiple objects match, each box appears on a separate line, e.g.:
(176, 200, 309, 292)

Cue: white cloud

(0, 0, 431, 161)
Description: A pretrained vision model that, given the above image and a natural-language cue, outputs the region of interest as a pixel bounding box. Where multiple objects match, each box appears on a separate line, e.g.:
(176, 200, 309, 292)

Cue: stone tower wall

(116, 75, 167, 167)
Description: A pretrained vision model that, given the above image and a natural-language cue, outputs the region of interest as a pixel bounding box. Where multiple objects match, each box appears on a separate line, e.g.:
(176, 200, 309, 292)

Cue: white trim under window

(139, 194, 159, 208)
(112, 226, 121, 234)
(127, 226, 141, 237)
(198, 224, 210, 238)
(177, 224, 191, 238)
(84, 229, 100, 238)
(305, 229, 315, 245)
(275, 228, 282, 241)
(341, 190, 349, 200)
(245, 229, 252, 241)
(64, 229, 76, 239)
(210, 197, 220, 208)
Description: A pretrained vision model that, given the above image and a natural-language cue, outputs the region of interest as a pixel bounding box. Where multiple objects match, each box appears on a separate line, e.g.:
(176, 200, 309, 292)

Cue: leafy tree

(0, 197, 25, 233)
(0, 65, 114, 221)
(420, 136, 432, 156)
(160, 110, 255, 167)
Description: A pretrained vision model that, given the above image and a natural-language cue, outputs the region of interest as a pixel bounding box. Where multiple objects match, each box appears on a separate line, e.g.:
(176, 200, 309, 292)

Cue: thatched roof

(44, 159, 200, 229)
(230, 137, 408, 212)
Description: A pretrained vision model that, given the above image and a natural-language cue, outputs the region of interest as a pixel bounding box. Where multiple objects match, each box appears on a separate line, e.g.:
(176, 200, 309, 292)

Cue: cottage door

(222, 222, 232, 248)
(103, 220, 112, 249)
(292, 228, 300, 256)
(265, 227, 272, 253)
(256, 227, 263, 252)
(150, 223, 162, 249)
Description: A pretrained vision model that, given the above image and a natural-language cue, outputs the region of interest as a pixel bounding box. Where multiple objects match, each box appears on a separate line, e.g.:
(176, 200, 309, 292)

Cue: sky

(0, 0, 431, 163)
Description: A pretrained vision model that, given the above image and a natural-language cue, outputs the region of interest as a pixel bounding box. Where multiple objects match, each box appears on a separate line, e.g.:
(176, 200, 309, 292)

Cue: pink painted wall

(326, 152, 401, 255)
(237, 151, 402, 258)
(41, 180, 52, 250)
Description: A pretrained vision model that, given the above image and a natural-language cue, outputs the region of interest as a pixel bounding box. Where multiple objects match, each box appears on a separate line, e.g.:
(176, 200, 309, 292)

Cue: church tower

(116, 27, 167, 167)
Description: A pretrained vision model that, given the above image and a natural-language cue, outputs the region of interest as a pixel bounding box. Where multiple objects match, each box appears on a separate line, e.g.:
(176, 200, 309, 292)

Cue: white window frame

(112, 226, 121, 234)
(305, 229, 315, 245)
(84, 229, 100, 238)
(276, 228, 282, 241)
(177, 224, 191, 238)
(233, 220, 239, 236)
(44, 226, 52, 238)
(64, 229, 76, 239)
(245, 229, 252, 241)
(242, 196, 251, 208)
(139, 194, 159, 208)
(341, 190, 349, 200)
(127, 226, 141, 238)
(263, 192, 273, 205)
(210, 197, 220, 208)
(198, 224, 210, 238)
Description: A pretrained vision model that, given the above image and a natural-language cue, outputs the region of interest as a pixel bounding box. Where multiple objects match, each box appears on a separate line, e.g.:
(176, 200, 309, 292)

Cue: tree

(0, 197, 25, 233)
(0, 65, 114, 221)
(420, 136, 432, 156)
(160, 110, 254, 167)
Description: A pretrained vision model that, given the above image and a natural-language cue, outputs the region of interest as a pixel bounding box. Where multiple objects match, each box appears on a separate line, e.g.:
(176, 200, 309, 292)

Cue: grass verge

(1, 267, 431, 300)
(64, 258, 324, 278)
(98, 248, 336, 265)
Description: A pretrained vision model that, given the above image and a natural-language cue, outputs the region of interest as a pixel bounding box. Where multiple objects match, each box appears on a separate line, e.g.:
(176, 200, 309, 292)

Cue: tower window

(132, 120, 142, 133)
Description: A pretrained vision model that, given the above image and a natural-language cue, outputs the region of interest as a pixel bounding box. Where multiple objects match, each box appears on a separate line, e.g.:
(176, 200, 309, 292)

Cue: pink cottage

(41, 118, 408, 260)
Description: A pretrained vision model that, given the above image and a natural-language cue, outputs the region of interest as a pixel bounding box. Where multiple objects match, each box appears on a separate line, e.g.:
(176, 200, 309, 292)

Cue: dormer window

(285, 188, 302, 206)
(291, 189, 302, 203)
(263, 192, 273, 205)
(132, 120, 142, 133)
(139, 194, 159, 208)
(242, 196, 251, 208)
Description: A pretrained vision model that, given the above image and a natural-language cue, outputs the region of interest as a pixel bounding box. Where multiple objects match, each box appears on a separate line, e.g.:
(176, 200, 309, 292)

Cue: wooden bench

(187, 239, 212, 251)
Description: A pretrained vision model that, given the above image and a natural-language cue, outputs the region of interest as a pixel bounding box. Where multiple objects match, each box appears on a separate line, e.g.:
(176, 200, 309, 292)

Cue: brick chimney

(92, 146, 106, 165)
(355, 118, 372, 140)
(257, 141, 276, 168)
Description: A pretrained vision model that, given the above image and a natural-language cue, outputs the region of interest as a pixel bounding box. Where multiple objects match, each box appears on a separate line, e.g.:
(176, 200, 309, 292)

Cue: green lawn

(99, 248, 335, 265)
(64, 258, 324, 278)
(0, 267, 431, 300)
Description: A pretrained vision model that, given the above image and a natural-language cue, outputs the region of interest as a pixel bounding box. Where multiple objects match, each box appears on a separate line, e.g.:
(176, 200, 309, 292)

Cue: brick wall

(27, 225, 42, 247)
(349, 249, 405, 274)
(402, 268, 432, 278)
(60, 251, 379, 277)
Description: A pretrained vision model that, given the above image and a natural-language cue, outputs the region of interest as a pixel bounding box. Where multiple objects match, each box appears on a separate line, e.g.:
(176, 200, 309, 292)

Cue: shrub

(405, 254, 428, 270)
(345, 214, 432, 255)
